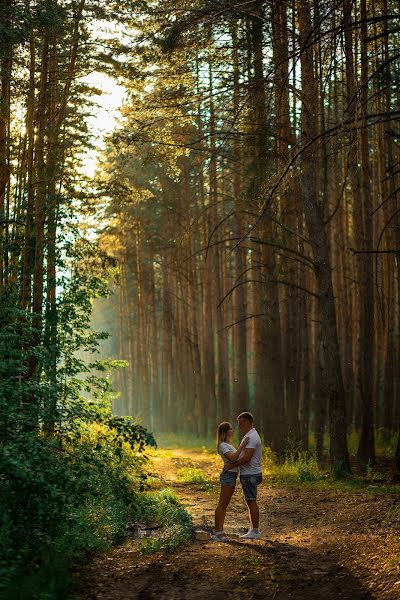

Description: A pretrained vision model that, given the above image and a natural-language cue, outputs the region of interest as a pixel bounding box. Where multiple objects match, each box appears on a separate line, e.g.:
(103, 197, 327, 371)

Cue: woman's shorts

(219, 470, 238, 487)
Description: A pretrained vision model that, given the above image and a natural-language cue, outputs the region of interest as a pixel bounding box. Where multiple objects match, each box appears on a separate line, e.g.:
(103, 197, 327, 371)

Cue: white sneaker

(240, 530, 261, 540)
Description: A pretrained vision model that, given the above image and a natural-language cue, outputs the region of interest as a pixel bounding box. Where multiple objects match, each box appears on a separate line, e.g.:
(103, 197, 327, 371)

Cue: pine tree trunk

(230, 20, 250, 416)
(0, 0, 12, 285)
(20, 33, 36, 310)
(357, 0, 376, 467)
(298, 0, 351, 475)
(252, 2, 285, 453)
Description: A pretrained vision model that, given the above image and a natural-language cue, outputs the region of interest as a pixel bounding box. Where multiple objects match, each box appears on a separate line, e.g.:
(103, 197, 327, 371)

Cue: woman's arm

(223, 448, 255, 471)
(223, 436, 250, 462)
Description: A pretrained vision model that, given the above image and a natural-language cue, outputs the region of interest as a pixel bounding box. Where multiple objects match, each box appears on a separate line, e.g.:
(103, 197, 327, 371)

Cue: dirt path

(76, 448, 400, 600)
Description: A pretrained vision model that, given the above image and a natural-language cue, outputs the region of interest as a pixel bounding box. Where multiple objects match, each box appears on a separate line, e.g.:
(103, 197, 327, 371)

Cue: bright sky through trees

(80, 71, 125, 178)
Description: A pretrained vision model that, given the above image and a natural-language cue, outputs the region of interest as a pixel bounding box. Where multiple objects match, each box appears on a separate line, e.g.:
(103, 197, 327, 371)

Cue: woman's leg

(215, 485, 235, 532)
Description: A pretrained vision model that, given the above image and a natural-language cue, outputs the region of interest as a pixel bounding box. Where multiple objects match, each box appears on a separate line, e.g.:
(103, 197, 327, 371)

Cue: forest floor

(75, 446, 400, 600)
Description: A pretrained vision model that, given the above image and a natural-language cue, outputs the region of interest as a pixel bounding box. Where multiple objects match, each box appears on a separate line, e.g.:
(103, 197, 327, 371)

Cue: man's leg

(246, 499, 259, 529)
(239, 474, 262, 538)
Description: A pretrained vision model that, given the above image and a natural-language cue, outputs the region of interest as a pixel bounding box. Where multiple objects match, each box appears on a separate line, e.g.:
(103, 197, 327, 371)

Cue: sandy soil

(75, 448, 400, 600)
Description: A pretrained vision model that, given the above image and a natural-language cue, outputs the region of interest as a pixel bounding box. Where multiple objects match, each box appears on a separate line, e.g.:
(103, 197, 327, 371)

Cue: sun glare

(79, 71, 126, 178)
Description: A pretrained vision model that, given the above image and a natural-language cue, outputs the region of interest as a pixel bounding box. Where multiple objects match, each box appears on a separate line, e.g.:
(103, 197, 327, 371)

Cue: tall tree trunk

(0, 0, 12, 285)
(252, 2, 285, 453)
(230, 20, 250, 416)
(161, 187, 173, 431)
(148, 254, 161, 430)
(298, 0, 351, 476)
(20, 32, 36, 310)
(43, 37, 58, 434)
(357, 0, 375, 467)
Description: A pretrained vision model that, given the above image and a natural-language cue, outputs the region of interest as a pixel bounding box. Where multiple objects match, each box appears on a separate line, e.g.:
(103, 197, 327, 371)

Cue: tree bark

(298, 0, 351, 475)
(252, 1, 285, 453)
(357, 0, 376, 467)
(230, 20, 250, 417)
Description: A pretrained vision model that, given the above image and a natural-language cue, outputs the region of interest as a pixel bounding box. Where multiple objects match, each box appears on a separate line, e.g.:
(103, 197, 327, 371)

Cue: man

(224, 412, 262, 539)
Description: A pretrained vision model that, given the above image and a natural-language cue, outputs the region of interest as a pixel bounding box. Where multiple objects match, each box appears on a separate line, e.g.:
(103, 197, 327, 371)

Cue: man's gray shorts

(240, 473, 262, 501)
(219, 471, 238, 486)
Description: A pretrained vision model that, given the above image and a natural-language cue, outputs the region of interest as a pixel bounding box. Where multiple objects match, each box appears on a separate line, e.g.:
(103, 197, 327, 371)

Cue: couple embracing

(212, 412, 262, 542)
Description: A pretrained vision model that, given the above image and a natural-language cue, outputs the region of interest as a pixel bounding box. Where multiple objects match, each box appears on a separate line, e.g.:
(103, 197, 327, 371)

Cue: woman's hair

(216, 421, 232, 450)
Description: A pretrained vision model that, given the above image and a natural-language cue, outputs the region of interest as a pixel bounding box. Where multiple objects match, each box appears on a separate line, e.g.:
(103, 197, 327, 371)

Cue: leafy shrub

(135, 489, 193, 553)
(0, 412, 156, 600)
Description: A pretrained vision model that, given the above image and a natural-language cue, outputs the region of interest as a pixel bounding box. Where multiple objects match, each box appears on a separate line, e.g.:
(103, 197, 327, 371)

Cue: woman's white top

(218, 442, 238, 472)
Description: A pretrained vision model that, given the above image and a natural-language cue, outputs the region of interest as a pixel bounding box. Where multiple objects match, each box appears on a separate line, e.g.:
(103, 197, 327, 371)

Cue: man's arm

(223, 436, 250, 462)
(223, 448, 255, 471)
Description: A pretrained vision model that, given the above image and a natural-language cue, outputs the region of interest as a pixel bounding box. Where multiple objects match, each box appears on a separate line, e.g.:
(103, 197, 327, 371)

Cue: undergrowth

(136, 489, 193, 553)
(0, 419, 155, 600)
(265, 449, 327, 483)
(265, 449, 400, 495)
(154, 432, 399, 493)
(176, 466, 214, 491)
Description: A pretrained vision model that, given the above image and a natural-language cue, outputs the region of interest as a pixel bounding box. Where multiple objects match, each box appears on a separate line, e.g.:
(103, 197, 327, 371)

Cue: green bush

(0, 416, 155, 600)
(0, 255, 157, 599)
(135, 489, 193, 553)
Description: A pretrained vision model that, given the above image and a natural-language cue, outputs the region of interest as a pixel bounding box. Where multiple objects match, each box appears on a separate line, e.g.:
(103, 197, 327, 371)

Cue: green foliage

(265, 448, 400, 495)
(177, 466, 209, 483)
(135, 489, 193, 553)
(266, 449, 327, 483)
(347, 429, 398, 458)
(176, 466, 214, 491)
(0, 417, 154, 600)
(0, 239, 158, 599)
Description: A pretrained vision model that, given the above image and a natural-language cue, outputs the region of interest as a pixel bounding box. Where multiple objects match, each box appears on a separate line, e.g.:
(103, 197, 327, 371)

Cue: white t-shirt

(239, 428, 262, 475)
(218, 442, 239, 473)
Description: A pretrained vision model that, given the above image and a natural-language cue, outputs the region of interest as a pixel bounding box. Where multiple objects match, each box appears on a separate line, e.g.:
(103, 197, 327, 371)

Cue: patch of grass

(239, 554, 263, 568)
(236, 554, 266, 583)
(176, 467, 214, 491)
(264, 444, 400, 495)
(153, 432, 215, 452)
(269, 469, 400, 496)
(152, 432, 400, 497)
(177, 466, 209, 483)
(266, 450, 327, 484)
(374, 429, 398, 457)
(135, 488, 193, 553)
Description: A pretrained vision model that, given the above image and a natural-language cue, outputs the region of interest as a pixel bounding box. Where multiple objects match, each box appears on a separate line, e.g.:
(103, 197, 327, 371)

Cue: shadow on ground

(76, 535, 373, 600)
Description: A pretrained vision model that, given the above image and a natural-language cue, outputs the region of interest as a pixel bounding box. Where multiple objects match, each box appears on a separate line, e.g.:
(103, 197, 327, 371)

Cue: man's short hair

(237, 412, 253, 422)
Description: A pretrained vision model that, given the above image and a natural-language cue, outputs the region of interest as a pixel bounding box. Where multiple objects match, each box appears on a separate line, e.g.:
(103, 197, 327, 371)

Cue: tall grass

(265, 449, 327, 483)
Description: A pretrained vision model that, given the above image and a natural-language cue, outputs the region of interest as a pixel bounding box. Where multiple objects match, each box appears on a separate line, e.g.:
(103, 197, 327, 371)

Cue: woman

(211, 421, 249, 542)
